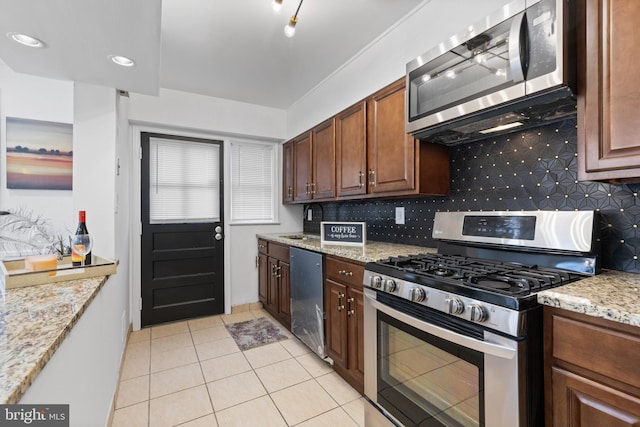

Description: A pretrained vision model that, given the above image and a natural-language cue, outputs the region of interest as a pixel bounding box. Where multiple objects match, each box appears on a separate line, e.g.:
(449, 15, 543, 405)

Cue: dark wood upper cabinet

(578, 0, 640, 182)
(292, 131, 312, 202)
(282, 141, 294, 204)
(311, 118, 336, 201)
(367, 79, 416, 194)
(284, 78, 449, 204)
(336, 102, 367, 197)
(366, 79, 449, 198)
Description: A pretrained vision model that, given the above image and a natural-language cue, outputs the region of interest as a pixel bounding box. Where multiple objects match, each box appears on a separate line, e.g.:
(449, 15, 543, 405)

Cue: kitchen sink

(280, 234, 316, 241)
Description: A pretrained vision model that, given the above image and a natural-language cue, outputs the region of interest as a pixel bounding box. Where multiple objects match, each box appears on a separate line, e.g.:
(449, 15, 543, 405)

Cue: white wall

(0, 63, 74, 232)
(128, 89, 301, 328)
(69, 83, 130, 424)
(20, 276, 127, 427)
(129, 88, 287, 140)
(73, 83, 117, 258)
(286, 0, 510, 137)
(0, 70, 128, 426)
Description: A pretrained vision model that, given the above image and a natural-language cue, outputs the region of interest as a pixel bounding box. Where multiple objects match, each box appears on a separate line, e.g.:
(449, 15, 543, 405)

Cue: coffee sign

(321, 222, 366, 246)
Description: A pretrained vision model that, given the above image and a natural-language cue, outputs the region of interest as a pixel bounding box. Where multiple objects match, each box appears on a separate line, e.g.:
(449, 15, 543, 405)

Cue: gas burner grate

(378, 253, 578, 296)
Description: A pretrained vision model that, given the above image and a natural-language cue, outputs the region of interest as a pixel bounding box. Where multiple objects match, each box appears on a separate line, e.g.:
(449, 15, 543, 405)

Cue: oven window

(377, 311, 485, 427)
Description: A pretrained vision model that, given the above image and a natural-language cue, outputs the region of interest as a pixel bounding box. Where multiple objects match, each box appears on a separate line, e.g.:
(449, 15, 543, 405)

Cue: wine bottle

(71, 210, 91, 266)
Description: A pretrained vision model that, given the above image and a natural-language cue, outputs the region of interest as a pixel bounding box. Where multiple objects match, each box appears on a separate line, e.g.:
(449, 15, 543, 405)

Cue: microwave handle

(365, 292, 516, 360)
(508, 11, 527, 82)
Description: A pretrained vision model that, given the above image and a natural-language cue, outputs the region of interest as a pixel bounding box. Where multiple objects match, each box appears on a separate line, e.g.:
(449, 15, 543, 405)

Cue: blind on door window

(230, 141, 276, 223)
(149, 137, 220, 224)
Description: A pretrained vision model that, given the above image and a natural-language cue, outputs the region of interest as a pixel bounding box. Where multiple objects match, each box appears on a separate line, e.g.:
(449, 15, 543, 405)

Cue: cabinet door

(347, 286, 365, 393)
(578, 0, 640, 181)
(312, 118, 336, 200)
(367, 79, 416, 194)
(278, 261, 291, 319)
(336, 102, 367, 197)
(325, 279, 348, 368)
(552, 367, 640, 427)
(282, 141, 294, 203)
(293, 132, 312, 202)
(258, 253, 268, 304)
(267, 257, 279, 313)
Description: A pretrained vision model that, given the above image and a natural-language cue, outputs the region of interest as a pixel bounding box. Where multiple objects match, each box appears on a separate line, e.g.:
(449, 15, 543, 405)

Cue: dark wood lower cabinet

(257, 239, 291, 329)
(552, 368, 640, 427)
(324, 256, 364, 394)
(326, 280, 348, 367)
(544, 306, 640, 427)
(277, 261, 290, 322)
(258, 252, 268, 303)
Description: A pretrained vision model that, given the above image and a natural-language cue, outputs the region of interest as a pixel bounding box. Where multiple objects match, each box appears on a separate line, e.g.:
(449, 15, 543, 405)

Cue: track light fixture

(272, 0, 283, 13)
(284, 0, 304, 38)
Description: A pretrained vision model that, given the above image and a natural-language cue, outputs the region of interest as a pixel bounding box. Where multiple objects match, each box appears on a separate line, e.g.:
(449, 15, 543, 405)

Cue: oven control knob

(445, 297, 464, 315)
(371, 276, 383, 289)
(469, 304, 488, 323)
(409, 287, 426, 303)
(383, 279, 397, 293)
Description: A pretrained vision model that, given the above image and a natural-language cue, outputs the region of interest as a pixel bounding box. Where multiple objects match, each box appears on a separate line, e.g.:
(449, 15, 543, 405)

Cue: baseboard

(107, 323, 133, 426)
(231, 301, 263, 313)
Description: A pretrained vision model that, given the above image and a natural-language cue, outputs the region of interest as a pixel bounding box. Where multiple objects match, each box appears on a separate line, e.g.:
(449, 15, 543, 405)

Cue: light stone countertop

(256, 232, 436, 263)
(260, 233, 640, 327)
(0, 275, 109, 404)
(537, 270, 640, 327)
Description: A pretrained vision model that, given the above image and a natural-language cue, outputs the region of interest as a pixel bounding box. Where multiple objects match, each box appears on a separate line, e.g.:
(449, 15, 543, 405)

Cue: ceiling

(0, 0, 428, 109)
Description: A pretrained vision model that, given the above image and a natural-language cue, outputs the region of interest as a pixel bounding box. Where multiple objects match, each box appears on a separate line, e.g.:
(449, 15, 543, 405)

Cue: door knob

(215, 226, 222, 233)
(215, 233, 223, 241)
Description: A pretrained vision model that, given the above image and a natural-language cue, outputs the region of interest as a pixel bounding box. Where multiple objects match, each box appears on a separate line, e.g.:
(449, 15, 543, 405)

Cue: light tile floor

(110, 309, 365, 427)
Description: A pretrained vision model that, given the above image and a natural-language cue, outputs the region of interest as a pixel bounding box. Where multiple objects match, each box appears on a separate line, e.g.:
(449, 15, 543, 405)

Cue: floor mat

(225, 316, 288, 351)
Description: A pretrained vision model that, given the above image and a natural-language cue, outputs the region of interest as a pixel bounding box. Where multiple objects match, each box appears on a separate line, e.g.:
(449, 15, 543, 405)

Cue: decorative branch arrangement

(0, 208, 69, 258)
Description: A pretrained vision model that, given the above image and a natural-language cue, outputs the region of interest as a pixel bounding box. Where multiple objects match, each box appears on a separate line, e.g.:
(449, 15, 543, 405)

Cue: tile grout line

(114, 313, 364, 426)
(191, 325, 219, 427)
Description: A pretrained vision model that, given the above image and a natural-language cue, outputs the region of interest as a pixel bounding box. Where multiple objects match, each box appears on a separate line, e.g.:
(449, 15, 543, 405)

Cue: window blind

(149, 137, 220, 224)
(230, 141, 276, 223)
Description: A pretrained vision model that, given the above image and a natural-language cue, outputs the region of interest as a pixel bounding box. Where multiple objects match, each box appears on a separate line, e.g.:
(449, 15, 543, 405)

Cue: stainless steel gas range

(363, 210, 599, 427)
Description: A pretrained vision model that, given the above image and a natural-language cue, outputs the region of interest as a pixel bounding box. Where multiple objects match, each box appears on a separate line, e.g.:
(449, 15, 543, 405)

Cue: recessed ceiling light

(109, 55, 135, 67)
(7, 33, 45, 48)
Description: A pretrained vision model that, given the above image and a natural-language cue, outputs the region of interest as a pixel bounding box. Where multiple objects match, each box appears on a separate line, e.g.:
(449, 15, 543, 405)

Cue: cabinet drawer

(257, 239, 268, 254)
(326, 256, 364, 288)
(268, 242, 289, 262)
(552, 313, 640, 388)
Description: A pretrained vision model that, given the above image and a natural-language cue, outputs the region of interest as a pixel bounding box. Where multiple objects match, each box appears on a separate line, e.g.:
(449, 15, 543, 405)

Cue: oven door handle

(366, 294, 516, 360)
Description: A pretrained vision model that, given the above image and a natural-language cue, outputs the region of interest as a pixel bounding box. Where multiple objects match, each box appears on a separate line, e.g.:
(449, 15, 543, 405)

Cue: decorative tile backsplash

(303, 117, 640, 273)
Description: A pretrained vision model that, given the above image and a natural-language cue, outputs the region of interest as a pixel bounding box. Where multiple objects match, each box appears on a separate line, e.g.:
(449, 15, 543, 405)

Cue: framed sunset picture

(6, 117, 73, 190)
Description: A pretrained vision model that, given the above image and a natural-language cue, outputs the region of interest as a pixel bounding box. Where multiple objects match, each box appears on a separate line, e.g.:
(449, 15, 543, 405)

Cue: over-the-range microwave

(406, 0, 577, 145)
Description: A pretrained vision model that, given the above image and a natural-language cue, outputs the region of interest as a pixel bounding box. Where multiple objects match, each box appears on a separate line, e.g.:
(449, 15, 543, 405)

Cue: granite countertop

(0, 275, 109, 404)
(537, 270, 640, 327)
(257, 232, 436, 263)
(261, 233, 640, 327)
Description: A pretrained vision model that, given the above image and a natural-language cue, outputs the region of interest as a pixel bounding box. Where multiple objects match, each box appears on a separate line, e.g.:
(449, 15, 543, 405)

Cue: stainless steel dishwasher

(289, 247, 326, 359)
